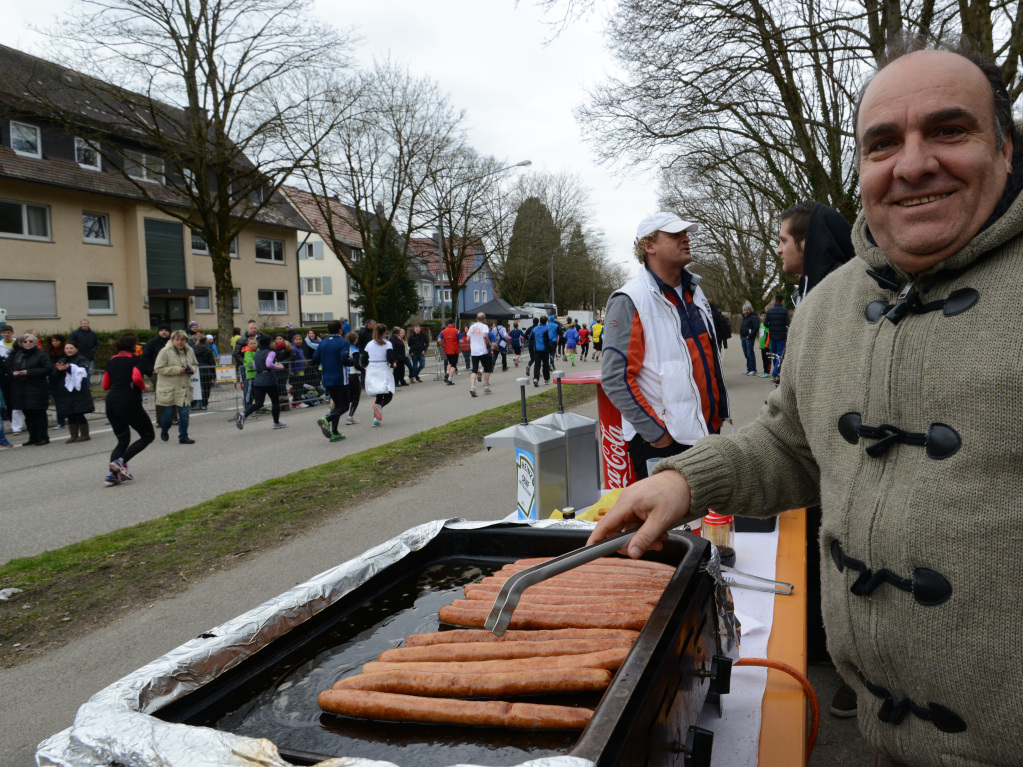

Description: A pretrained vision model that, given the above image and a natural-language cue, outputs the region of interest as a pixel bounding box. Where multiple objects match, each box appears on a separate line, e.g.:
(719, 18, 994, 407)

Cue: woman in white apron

(364, 325, 396, 426)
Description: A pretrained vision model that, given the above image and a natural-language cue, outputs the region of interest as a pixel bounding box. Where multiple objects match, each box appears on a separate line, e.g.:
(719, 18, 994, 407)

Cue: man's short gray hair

(853, 31, 1015, 152)
(477, 312, 486, 321)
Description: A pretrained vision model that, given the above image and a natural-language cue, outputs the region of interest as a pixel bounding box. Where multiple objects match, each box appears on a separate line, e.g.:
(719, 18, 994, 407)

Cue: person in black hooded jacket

(777, 198, 856, 718)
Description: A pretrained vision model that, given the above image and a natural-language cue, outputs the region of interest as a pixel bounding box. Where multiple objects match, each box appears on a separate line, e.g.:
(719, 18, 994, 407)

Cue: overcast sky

(0, 0, 656, 278)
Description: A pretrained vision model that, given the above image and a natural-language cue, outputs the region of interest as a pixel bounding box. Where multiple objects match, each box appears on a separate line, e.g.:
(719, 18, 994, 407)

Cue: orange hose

(735, 657, 819, 759)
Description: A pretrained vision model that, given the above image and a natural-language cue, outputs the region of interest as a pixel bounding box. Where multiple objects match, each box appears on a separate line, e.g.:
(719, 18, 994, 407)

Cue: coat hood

(799, 204, 855, 297)
(852, 123, 1023, 282)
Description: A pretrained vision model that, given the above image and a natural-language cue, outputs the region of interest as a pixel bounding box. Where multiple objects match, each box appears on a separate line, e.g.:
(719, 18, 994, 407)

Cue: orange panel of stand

(757, 508, 808, 766)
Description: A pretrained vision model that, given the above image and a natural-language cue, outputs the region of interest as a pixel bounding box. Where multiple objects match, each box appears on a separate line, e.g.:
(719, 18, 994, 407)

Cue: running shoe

(345, 416, 359, 425)
(273, 422, 288, 429)
(470, 386, 478, 398)
(236, 412, 245, 430)
(373, 403, 383, 422)
(533, 380, 539, 388)
(317, 417, 332, 440)
(104, 473, 121, 487)
(483, 386, 492, 395)
(110, 459, 133, 481)
(330, 432, 346, 441)
(446, 380, 455, 386)
(372, 419, 381, 427)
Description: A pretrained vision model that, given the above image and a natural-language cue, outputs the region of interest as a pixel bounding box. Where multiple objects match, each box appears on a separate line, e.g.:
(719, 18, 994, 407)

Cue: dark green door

(144, 218, 186, 291)
(149, 298, 188, 330)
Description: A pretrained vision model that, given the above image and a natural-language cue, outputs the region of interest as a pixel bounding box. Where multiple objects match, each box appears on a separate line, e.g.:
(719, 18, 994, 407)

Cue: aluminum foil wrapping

(35, 517, 597, 767)
(700, 543, 741, 656)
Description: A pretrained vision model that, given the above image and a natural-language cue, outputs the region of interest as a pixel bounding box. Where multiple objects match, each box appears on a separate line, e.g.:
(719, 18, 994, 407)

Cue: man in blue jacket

(530, 315, 552, 386)
(312, 320, 354, 442)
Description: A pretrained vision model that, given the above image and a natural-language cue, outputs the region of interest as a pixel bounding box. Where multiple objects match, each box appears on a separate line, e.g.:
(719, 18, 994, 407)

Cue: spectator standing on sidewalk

(143, 324, 172, 425)
(102, 333, 154, 486)
(739, 304, 760, 376)
(438, 319, 460, 386)
(312, 321, 353, 441)
(46, 334, 68, 429)
(153, 330, 198, 444)
(236, 334, 287, 431)
(764, 294, 790, 382)
(407, 324, 429, 383)
(289, 333, 308, 406)
(391, 326, 409, 387)
(467, 312, 493, 397)
(192, 335, 218, 410)
(757, 312, 771, 377)
(365, 324, 395, 425)
(51, 339, 95, 443)
(0, 324, 19, 435)
(69, 318, 99, 377)
(6, 333, 55, 446)
(356, 319, 376, 351)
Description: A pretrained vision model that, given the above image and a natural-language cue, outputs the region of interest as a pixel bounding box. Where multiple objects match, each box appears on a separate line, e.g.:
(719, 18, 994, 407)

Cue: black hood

(799, 203, 855, 297)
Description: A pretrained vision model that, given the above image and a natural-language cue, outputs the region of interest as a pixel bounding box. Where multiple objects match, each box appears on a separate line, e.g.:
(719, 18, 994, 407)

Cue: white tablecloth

(698, 526, 783, 767)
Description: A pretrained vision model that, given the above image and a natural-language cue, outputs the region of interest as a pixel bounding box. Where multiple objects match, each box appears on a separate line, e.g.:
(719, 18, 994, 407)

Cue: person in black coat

(391, 327, 409, 386)
(51, 338, 96, 443)
(406, 325, 430, 383)
(192, 336, 218, 410)
(738, 304, 761, 375)
(6, 333, 55, 445)
(764, 295, 791, 380)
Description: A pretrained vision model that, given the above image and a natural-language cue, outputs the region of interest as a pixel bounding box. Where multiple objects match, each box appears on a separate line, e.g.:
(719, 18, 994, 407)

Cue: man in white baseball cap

(601, 211, 729, 479)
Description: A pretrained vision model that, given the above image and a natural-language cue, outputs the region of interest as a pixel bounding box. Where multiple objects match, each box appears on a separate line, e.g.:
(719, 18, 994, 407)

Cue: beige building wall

(0, 177, 302, 335)
(296, 232, 351, 324)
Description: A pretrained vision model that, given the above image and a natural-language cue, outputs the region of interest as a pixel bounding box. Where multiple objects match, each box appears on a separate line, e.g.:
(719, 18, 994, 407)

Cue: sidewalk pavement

(0, 345, 871, 766)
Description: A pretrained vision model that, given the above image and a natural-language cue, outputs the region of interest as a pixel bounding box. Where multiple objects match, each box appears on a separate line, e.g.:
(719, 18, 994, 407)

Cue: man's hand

(586, 470, 693, 559)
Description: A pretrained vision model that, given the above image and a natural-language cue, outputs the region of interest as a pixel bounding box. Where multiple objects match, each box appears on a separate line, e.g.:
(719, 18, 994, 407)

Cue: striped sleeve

(601, 293, 668, 443)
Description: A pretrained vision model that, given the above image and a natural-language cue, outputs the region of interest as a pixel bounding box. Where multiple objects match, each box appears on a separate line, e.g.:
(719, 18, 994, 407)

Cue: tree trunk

(211, 244, 236, 355)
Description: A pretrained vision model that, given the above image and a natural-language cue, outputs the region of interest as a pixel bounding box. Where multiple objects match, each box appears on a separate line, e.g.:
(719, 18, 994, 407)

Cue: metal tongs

(720, 565, 794, 595)
(485, 527, 641, 636)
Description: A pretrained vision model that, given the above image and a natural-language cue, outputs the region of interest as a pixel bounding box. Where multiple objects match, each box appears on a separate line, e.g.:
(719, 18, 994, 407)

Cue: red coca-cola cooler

(559, 369, 637, 489)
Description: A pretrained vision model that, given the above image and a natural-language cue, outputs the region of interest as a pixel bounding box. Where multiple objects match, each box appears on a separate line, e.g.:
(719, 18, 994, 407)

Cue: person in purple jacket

(236, 334, 287, 430)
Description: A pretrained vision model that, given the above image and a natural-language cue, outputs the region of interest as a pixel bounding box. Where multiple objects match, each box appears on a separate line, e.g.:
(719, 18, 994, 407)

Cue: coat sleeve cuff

(653, 437, 735, 514)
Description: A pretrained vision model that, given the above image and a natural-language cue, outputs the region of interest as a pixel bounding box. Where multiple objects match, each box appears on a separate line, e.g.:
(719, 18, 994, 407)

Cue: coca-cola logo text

(600, 422, 633, 489)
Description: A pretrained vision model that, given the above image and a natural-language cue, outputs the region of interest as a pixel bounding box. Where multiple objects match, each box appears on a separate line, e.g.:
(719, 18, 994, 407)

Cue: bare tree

(24, 0, 355, 349)
(295, 60, 466, 322)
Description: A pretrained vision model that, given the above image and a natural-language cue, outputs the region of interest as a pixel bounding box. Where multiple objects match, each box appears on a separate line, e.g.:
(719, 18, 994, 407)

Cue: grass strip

(0, 386, 595, 669)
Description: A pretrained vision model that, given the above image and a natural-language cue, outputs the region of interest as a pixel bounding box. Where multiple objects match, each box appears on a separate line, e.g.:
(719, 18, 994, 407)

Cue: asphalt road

(2, 355, 602, 566)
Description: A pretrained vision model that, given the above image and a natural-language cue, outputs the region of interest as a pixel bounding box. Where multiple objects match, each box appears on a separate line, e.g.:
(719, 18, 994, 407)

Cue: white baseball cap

(635, 212, 699, 242)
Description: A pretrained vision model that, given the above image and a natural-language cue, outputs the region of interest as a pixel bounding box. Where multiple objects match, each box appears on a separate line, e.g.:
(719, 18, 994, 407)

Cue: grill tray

(154, 525, 717, 767)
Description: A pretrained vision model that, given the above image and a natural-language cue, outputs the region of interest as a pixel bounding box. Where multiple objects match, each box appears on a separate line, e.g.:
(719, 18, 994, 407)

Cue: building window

(302, 312, 334, 322)
(10, 121, 41, 158)
(482, 291, 487, 303)
(75, 138, 101, 170)
(0, 279, 57, 318)
(191, 230, 209, 254)
(183, 168, 198, 193)
(124, 150, 164, 184)
(86, 283, 114, 314)
(258, 289, 287, 314)
(255, 237, 284, 263)
(0, 199, 50, 241)
(303, 277, 323, 294)
(232, 288, 241, 313)
(350, 247, 362, 262)
(473, 273, 479, 283)
(474, 290, 479, 303)
(443, 289, 451, 301)
(194, 287, 212, 313)
(82, 212, 110, 244)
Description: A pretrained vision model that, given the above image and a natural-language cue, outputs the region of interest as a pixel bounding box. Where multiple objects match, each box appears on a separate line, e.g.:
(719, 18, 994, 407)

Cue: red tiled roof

(409, 236, 478, 283)
(282, 186, 364, 254)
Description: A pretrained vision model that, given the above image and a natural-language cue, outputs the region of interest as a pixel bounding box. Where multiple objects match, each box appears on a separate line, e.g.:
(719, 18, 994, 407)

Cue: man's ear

(1002, 129, 1014, 173)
